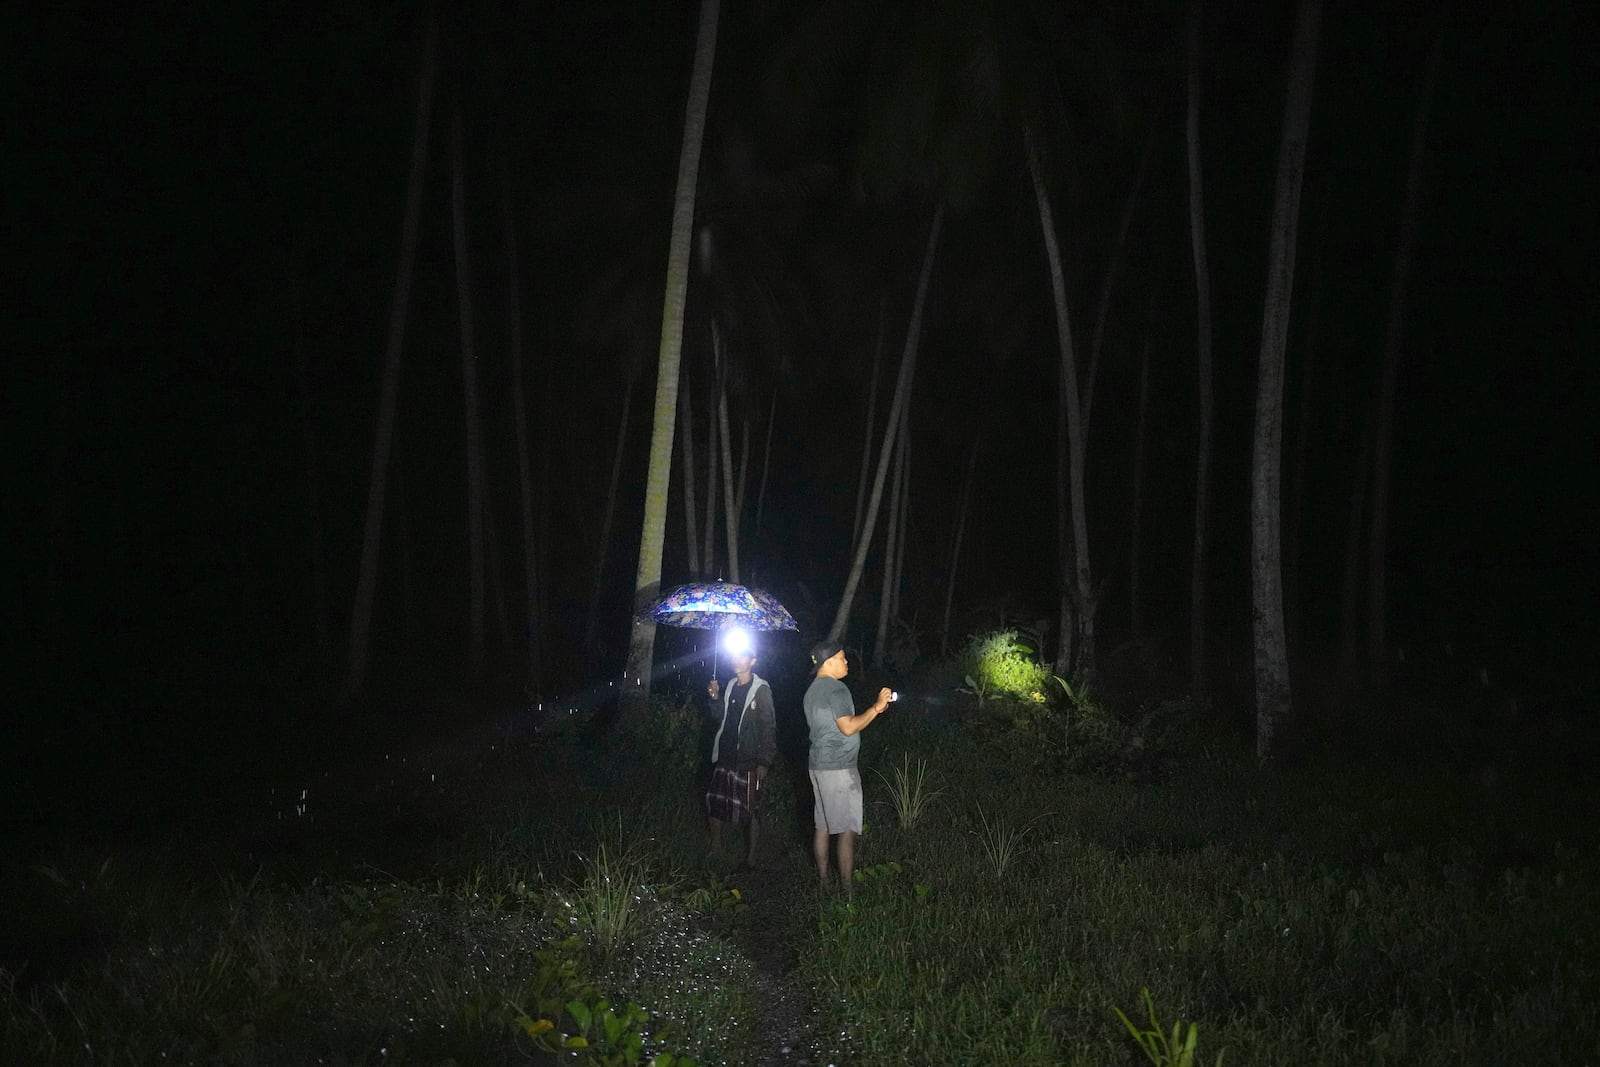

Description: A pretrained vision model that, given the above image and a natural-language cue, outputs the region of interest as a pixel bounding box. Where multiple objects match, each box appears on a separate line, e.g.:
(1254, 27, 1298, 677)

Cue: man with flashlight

(804, 639, 893, 894)
(705, 628, 777, 871)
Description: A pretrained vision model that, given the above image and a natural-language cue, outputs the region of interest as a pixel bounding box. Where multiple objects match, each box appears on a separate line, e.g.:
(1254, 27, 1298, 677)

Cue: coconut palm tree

(450, 103, 488, 676)
(620, 0, 720, 722)
(499, 173, 541, 695)
(340, 19, 436, 703)
(1252, 0, 1322, 762)
(1368, 16, 1445, 691)
(1185, 0, 1217, 695)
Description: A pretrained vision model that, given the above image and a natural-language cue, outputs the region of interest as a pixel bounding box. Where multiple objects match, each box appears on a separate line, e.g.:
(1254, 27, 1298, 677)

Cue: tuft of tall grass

(558, 835, 654, 961)
(876, 753, 944, 830)
(973, 804, 1050, 878)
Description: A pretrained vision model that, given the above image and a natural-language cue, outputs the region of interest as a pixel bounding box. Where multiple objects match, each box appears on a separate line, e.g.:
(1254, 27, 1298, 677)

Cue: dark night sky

(5, 1, 1595, 736)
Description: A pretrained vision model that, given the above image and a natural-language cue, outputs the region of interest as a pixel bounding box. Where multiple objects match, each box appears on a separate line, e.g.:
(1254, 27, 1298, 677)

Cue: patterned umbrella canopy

(643, 581, 798, 632)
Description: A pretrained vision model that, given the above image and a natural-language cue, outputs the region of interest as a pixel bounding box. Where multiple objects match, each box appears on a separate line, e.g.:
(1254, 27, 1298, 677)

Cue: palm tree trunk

(893, 409, 911, 622)
(735, 412, 752, 578)
(1368, 19, 1444, 692)
(622, 0, 720, 718)
(451, 105, 487, 676)
(736, 415, 751, 522)
(941, 439, 979, 658)
(873, 405, 907, 669)
(702, 353, 720, 577)
(292, 282, 331, 670)
(827, 204, 943, 643)
(677, 369, 701, 577)
(753, 389, 777, 544)
(1251, 0, 1322, 762)
(340, 19, 436, 702)
(1186, 0, 1216, 695)
(1129, 336, 1151, 643)
(1083, 127, 1154, 429)
(1027, 130, 1095, 685)
(586, 374, 636, 651)
(537, 360, 555, 686)
(502, 177, 541, 691)
(852, 296, 885, 553)
(713, 320, 740, 583)
(398, 457, 417, 643)
(1339, 417, 1373, 685)
(484, 490, 512, 653)
(1285, 239, 1322, 655)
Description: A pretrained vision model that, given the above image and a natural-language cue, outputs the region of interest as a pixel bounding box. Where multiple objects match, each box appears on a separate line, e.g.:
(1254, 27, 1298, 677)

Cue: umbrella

(643, 581, 798, 678)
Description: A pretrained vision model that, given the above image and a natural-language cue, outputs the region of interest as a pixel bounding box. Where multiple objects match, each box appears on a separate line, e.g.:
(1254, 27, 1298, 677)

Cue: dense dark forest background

(4, 2, 1594, 835)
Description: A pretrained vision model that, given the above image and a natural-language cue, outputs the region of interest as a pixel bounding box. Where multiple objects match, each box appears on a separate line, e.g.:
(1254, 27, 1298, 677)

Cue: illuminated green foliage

(957, 629, 1054, 706)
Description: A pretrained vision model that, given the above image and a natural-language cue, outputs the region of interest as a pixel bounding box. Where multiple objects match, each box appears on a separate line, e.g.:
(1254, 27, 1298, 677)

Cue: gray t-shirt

(804, 675, 859, 770)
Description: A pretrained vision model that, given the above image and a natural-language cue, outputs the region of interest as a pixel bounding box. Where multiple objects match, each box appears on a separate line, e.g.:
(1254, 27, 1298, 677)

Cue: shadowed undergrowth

(3, 690, 1598, 1065)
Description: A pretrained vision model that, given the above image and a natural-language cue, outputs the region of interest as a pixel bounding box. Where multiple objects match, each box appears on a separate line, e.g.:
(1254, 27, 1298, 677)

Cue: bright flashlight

(722, 627, 755, 658)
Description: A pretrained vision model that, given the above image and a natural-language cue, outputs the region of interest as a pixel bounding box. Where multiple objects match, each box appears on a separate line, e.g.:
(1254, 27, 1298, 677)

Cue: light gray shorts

(809, 767, 863, 834)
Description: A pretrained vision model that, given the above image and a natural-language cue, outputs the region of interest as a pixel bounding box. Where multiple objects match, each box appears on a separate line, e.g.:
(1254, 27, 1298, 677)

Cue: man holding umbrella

(704, 628, 777, 871)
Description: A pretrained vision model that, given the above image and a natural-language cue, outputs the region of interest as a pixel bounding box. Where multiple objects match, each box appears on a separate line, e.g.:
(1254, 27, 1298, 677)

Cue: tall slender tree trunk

(398, 457, 417, 642)
(586, 374, 636, 651)
(537, 360, 556, 681)
(293, 284, 331, 670)
(1185, 0, 1216, 695)
(484, 491, 512, 652)
(677, 370, 701, 577)
(1083, 127, 1154, 429)
(827, 205, 943, 643)
(1368, 19, 1444, 691)
(1339, 418, 1373, 685)
(1027, 130, 1095, 685)
(621, 0, 720, 720)
(852, 297, 885, 553)
(735, 413, 752, 578)
(753, 390, 777, 545)
(701, 364, 719, 578)
(340, 20, 436, 702)
(1129, 336, 1151, 643)
(892, 409, 911, 623)
(941, 439, 979, 658)
(713, 321, 740, 583)
(1285, 238, 1322, 654)
(451, 105, 487, 676)
(502, 178, 541, 692)
(873, 405, 907, 669)
(1251, 0, 1322, 762)
(736, 416, 751, 522)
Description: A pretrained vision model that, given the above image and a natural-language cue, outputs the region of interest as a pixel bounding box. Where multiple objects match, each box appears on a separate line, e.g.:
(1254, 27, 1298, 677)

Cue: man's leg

(813, 827, 830, 886)
(837, 829, 856, 892)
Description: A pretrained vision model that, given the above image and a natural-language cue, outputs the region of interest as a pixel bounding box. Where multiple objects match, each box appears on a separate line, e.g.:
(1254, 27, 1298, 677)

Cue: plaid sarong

(705, 766, 758, 827)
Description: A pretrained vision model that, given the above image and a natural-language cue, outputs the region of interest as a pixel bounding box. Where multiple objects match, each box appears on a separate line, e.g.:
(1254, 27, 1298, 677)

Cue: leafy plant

(682, 871, 747, 921)
(956, 672, 991, 707)
(875, 754, 944, 830)
(1114, 988, 1224, 1067)
(957, 630, 1053, 707)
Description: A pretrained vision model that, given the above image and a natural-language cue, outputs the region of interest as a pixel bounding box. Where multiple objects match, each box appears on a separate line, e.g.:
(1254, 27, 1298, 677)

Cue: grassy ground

(3, 682, 1598, 1065)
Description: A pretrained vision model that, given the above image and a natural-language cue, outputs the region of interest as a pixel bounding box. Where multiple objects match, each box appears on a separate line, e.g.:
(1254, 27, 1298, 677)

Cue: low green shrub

(957, 629, 1054, 708)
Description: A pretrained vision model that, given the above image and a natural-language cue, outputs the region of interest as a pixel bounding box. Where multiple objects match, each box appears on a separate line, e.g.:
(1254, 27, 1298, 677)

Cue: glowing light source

(721, 626, 755, 658)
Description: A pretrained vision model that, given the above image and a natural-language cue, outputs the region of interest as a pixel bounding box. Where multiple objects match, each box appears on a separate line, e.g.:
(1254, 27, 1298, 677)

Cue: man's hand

(708, 678, 721, 700)
(754, 765, 767, 783)
(876, 687, 893, 710)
